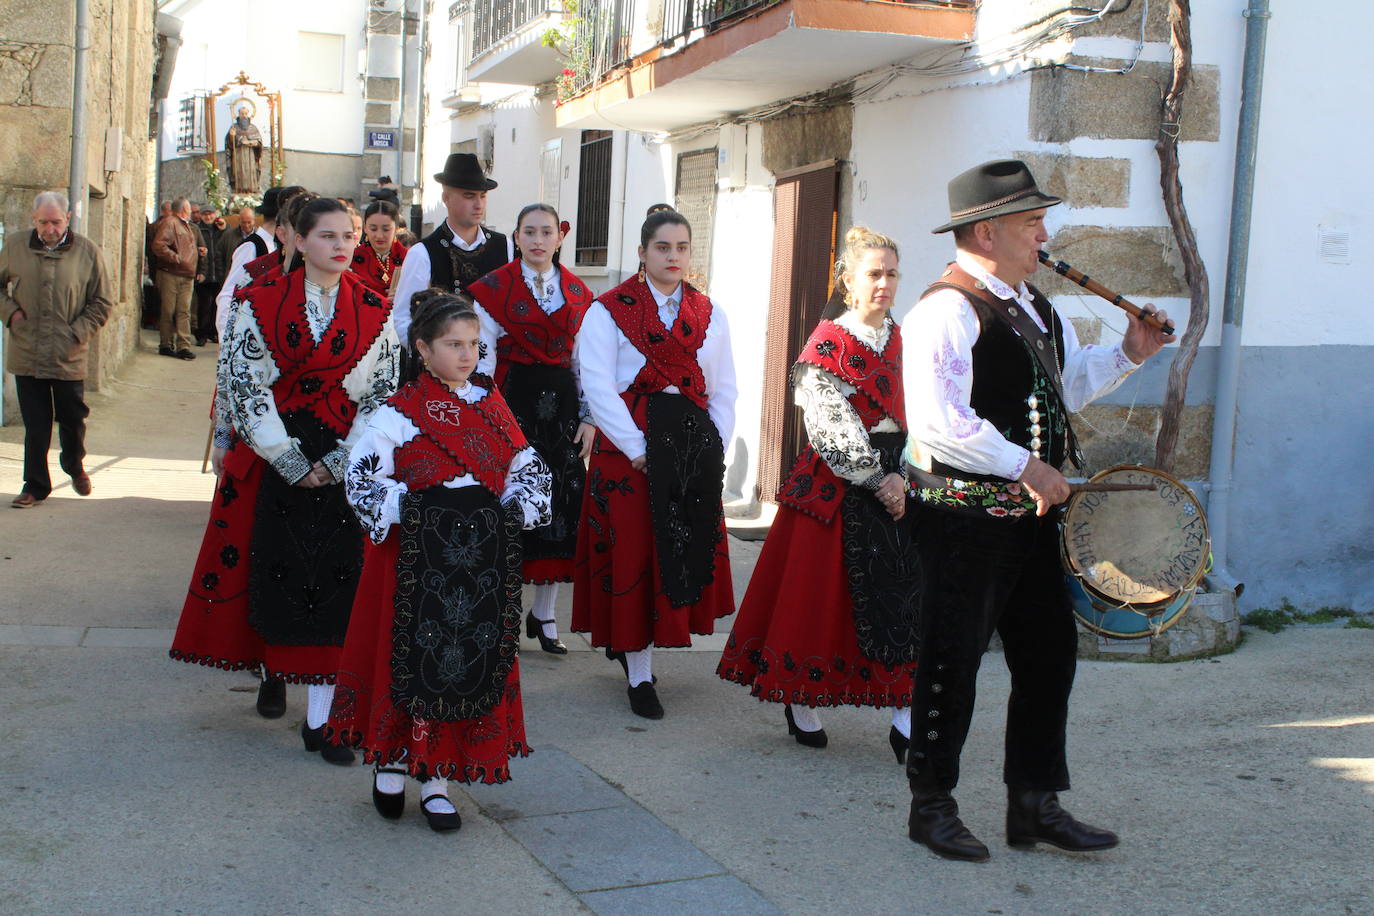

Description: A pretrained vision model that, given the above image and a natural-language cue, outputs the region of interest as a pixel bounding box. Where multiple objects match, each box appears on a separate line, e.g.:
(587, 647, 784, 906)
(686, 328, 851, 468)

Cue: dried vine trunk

(1153, 0, 1210, 472)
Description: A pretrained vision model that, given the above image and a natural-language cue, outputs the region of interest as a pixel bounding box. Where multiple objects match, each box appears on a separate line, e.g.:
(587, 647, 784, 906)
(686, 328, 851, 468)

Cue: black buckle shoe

(526, 612, 568, 655)
(783, 705, 828, 748)
(908, 790, 990, 862)
(256, 677, 286, 718)
(300, 721, 356, 766)
(1006, 789, 1118, 852)
(627, 681, 664, 719)
(372, 767, 406, 820)
(889, 726, 908, 765)
(421, 795, 462, 832)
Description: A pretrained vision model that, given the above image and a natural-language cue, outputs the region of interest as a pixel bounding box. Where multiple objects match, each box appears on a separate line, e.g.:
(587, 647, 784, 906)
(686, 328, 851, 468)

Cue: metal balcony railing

(564, 0, 975, 97)
(472, 0, 559, 59)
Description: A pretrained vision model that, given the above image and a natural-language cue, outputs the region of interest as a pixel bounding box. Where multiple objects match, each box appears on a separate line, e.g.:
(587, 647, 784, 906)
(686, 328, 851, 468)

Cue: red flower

(562, 68, 575, 76)
(987, 507, 1009, 517)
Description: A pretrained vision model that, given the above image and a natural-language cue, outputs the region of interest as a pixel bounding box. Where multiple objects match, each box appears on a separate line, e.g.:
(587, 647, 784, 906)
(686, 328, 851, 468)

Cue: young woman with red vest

(572, 209, 738, 719)
(171, 198, 400, 764)
(329, 290, 551, 832)
(468, 203, 596, 655)
(349, 199, 407, 296)
(717, 227, 920, 757)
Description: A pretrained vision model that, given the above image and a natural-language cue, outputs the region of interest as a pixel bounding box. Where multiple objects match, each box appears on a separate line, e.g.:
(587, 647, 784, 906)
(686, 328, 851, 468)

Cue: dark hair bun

(407, 288, 479, 349)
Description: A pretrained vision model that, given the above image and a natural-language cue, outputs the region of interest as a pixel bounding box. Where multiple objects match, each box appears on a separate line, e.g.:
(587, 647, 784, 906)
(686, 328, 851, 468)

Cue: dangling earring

(637, 262, 646, 283)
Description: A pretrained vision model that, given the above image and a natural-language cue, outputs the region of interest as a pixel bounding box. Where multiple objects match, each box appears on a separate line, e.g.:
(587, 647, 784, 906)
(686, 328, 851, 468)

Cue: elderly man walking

(0, 191, 113, 508)
(150, 197, 199, 360)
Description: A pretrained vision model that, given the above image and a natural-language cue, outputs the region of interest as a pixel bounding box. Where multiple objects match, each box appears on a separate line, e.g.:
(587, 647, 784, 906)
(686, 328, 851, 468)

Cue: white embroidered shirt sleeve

(225, 299, 312, 483)
(326, 317, 401, 482)
(391, 242, 430, 345)
(795, 363, 885, 489)
(503, 446, 553, 529)
(345, 405, 409, 544)
(700, 302, 738, 448)
(1057, 314, 1140, 411)
(472, 300, 503, 376)
(575, 301, 646, 461)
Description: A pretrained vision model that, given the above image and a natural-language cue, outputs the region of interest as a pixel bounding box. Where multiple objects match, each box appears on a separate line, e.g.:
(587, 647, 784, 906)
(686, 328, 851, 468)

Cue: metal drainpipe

(411, 0, 428, 232)
(390, 0, 405, 213)
(68, 0, 92, 232)
(1205, 0, 1271, 597)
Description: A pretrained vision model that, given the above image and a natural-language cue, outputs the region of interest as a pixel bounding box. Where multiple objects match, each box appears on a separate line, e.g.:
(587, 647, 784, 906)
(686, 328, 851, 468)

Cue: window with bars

(575, 129, 613, 266)
(176, 92, 209, 154)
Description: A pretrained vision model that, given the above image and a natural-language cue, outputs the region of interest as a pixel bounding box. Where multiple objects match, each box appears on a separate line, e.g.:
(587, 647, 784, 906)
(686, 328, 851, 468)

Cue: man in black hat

(213, 186, 291, 338)
(391, 153, 512, 346)
(900, 159, 1175, 862)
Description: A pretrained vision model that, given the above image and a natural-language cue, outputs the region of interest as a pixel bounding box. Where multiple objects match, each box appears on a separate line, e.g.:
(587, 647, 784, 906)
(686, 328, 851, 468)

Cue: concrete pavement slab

(464, 746, 632, 820)
(581, 875, 782, 915)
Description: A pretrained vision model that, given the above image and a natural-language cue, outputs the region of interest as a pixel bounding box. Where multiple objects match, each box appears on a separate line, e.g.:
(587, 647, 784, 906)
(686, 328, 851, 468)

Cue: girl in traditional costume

(171, 198, 399, 764)
(350, 199, 407, 296)
(717, 227, 920, 757)
(572, 210, 738, 719)
(469, 204, 595, 655)
(329, 291, 551, 832)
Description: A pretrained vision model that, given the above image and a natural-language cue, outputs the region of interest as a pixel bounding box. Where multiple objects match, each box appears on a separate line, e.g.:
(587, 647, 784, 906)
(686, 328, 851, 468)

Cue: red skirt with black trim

(571, 442, 734, 651)
(716, 501, 914, 709)
(169, 452, 345, 684)
(327, 537, 529, 784)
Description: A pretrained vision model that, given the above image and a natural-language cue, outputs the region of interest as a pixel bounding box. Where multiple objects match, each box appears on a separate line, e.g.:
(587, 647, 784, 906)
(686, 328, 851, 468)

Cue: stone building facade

(0, 0, 157, 412)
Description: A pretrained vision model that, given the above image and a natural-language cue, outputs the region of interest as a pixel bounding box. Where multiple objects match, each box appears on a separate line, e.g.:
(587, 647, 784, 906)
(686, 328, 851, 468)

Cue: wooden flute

(1037, 251, 1176, 336)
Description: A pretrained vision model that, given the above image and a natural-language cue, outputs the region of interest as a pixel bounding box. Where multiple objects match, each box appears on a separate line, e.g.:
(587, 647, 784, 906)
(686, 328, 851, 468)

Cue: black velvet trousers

(905, 507, 1077, 794)
(14, 375, 89, 499)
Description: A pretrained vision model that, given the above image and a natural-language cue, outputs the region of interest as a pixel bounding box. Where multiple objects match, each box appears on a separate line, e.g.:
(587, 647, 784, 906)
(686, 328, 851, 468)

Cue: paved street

(1, 336, 1372, 915)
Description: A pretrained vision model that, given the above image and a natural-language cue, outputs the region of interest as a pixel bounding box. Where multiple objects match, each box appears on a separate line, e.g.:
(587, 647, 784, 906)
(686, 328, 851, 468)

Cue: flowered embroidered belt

(908, 468, 1038, 519)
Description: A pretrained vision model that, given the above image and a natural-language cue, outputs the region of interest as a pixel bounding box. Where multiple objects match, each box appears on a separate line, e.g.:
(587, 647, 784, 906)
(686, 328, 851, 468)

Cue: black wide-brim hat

(434, 153, 498, 191)
(932, 159, 1061, 233)
(256, 186, 283, 218)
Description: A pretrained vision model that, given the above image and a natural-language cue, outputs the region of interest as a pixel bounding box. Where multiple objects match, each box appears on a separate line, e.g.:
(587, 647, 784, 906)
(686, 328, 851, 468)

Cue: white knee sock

(531, 583, 559, 637)
(625, 648, 653, 687)
(891, 705, 911, 739)
(420, 778, 455, 813)
(306, 684, 334, 729)
(788, 704, 824, 733)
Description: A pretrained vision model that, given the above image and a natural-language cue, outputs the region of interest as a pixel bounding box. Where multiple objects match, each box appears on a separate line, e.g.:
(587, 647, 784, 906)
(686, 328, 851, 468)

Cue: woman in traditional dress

(572, 209, 738, 719)
(350, 199, 407, 296)
(170, 198, 399, 764)
(330, 291, 552, 832)
(469, 204, 595, 655)
(717, 226, 920, 757)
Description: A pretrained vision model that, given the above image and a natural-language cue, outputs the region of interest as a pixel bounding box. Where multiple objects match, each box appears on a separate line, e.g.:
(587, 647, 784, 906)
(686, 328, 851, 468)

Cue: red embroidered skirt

(572, 446, 734, 651)
(328, 538, 529, 784)
(169, 455, 344, 684)
(523, 555, 571, 586)
(717, 502, 914, 708)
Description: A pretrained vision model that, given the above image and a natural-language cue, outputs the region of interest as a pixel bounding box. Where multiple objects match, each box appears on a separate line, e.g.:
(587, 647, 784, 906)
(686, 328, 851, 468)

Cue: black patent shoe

(526, 612, 568, 655)
(256, 677, 286, 719)
(372, 769, 406, 820)
(421, 795, 462, 832)
(908, 790, 991, 862)
(889, 726, 908, 765)
(300, 721, 356, 766)
(627, 682, 664, 719)
(783, 705, 828, 748)
(1006, 789, 1118, 852)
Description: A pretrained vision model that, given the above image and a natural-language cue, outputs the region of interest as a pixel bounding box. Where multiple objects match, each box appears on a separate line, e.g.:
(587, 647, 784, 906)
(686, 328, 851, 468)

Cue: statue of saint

(224, 102, 264, 195)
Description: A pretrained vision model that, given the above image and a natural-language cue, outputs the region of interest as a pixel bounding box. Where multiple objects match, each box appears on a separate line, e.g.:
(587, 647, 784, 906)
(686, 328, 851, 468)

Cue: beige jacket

(0, 230, 113, 380)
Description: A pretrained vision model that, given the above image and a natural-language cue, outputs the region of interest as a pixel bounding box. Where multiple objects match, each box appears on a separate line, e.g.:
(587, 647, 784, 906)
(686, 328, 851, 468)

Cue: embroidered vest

(470, 260, 594, 384)
(776, 318, 908, 522)
(389, 371, 528, 496)
(599, 276, 713, 422)
(244, 249, 283, 283)
(244, 270, 392, 437)
(921, 264, 1073, 480)
(350, 240, 407, 295)
(420, 223, 508, 294)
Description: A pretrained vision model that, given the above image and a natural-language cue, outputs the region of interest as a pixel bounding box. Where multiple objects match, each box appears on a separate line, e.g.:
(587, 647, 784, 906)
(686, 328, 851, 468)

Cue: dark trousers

(193, 282, 219, 341)
(14, 375, 89, 499)
(906, 508, 1077, 794)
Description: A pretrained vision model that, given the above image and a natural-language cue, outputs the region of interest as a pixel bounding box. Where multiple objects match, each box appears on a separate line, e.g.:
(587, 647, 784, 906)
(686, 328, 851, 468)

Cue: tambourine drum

(1060, 465, 1210, 639)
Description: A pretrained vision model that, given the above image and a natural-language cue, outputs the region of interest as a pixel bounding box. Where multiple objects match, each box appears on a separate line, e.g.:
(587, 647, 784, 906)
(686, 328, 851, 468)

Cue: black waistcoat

(928, 283, 1072, 481)
(421, 223, 509, 294)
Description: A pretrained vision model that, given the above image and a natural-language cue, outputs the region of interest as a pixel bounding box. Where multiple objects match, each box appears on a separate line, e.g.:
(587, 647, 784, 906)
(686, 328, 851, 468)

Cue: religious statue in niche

(224, 99, 264, 194)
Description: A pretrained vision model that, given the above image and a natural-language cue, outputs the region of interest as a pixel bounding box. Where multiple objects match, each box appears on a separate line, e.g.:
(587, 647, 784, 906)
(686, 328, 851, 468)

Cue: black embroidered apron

(500, 362, 584, 565)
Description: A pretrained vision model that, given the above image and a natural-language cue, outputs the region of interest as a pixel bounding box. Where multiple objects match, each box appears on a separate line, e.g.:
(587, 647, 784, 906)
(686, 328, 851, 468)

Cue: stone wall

(0, 0, 156, 414)
(160, 149, 365, 205)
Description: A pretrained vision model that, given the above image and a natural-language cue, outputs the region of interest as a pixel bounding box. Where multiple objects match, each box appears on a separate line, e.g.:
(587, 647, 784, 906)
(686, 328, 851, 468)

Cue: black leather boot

(1006, 788, 1118, 852)
(907, 776, 989, 862)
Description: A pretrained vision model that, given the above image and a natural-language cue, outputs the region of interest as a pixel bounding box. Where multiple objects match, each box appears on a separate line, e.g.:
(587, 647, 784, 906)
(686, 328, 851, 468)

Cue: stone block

(0, 0, 74, 45)
(1170, 402, 1213, 480)
(1076, 588, 1239, 662)
(365, 101, 392, 125)
(361, 152, 382, 181)
(1074, 402, 1159, 475)
(761, 105, 852, 175)
(0, 56, 27, 105)
(32, 44, 75, 109)
(0, 108, 69, 189)
(1076, 0, 1170, 42)
(368, 8, 403, 34)
(402, 127, 416, 152)
(1030, 59, 1219, 143)
(1013, 151, 1130, 208)
(366, 76, 400, 102)
(1069, 316, 1102, 345)
(1041, 225, 1187, 297)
